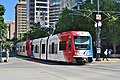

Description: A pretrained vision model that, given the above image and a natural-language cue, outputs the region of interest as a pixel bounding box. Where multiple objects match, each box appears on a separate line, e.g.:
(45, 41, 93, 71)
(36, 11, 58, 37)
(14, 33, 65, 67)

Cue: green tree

(17, 28, 48, 42)
(100, 0, 120, 53)
(83, 0, 120, 53)
(106, 17, 120, 53)
(0, 5, 5, 16)
(55, 7, 95, 39)
(0, 4, 8, 50)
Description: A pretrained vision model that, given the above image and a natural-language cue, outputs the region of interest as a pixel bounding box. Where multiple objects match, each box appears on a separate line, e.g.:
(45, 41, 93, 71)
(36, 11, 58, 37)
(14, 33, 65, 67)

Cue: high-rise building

(9, 23, 15, 40)
(26, 0, 93, 28)
(4, 20, 15, 40)
(49, 0, 93, 27)
(26, 0, 49, 28)
(15, 0, 26, 38)
(49, 0, 61, 27)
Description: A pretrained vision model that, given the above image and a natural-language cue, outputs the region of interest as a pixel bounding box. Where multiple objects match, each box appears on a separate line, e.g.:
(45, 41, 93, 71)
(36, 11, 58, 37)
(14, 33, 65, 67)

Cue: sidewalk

(92, 58, 120, 64)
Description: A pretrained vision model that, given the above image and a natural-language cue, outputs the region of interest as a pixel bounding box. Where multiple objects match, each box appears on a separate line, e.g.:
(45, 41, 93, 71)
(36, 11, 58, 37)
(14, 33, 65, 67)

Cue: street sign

(96, 14, 101, 20)
(97, 48, 101, 54)
(94, 21, 102, 27)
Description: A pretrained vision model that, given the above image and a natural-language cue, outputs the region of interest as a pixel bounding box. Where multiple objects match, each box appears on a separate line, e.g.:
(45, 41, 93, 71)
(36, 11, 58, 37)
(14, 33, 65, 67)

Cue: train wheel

(74, 58, 85, 64)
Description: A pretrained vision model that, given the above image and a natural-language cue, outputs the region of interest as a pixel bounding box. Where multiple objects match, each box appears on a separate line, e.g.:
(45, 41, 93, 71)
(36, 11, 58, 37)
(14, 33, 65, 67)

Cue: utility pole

(0, 30, 3, 62)
(95, 0, 101, 61)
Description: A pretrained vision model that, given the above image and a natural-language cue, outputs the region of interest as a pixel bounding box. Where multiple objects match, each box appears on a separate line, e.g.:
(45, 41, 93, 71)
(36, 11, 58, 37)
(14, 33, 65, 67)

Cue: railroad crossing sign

(96, 14, 101, 20)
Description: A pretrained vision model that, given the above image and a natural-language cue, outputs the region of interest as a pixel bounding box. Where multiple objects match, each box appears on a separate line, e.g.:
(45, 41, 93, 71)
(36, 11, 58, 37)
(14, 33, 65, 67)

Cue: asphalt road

(0, 57, 120, 80)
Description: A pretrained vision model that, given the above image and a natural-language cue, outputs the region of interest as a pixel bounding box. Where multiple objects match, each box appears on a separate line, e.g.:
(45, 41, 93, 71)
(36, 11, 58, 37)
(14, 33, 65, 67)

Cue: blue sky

(0, 0, 18, 21)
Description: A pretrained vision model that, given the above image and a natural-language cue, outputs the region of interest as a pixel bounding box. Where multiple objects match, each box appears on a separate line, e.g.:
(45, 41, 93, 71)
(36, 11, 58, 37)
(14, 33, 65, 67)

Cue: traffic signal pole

(95, 0, 101, 61)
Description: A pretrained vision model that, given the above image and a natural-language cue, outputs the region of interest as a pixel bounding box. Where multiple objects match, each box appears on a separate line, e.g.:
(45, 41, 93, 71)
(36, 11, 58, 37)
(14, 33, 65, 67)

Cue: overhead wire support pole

(95, 0, 101, 61)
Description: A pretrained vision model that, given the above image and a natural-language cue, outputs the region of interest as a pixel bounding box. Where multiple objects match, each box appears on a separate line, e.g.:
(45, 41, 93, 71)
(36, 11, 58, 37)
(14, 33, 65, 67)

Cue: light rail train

(16, 31, 93, 63)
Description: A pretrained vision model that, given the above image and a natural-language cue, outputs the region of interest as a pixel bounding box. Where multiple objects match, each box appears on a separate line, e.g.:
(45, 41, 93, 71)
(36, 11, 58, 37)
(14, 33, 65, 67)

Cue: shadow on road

(16, 56, 85, 66)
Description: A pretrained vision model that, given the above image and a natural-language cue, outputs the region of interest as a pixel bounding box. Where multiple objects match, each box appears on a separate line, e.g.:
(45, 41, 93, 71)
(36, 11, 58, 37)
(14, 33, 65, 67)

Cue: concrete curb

(91, 58, 120, 64)
(91, 61, 117, 64)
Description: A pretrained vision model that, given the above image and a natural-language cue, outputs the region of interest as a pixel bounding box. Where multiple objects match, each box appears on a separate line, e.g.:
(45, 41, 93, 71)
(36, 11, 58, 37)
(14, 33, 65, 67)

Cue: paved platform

(92, 58, 120, 64)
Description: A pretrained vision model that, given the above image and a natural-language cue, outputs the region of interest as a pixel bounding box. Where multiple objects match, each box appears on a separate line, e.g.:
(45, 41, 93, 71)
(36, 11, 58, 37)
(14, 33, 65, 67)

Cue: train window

(20, 46, 22, 52)
(68, 40, 71, 50)
(35, 45, 37, 53)
(40, 39, 42, 53)
(18, 47, 20, 52)
(52, 43, 54, 54)
(49, 45, 52, 54)
(74, 36, 90, 50)
(54, 44, 58, 54)
(42, 44, 45, 54)
(37, 46, 39, 53)
(59, 41, 66, 50)
(35, 45, 39, 53)
(23, 46, 25, 52)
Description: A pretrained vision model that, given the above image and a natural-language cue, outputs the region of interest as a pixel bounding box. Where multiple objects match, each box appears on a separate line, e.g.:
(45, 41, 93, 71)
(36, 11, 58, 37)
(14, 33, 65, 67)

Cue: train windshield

(74, 36, 90, 50)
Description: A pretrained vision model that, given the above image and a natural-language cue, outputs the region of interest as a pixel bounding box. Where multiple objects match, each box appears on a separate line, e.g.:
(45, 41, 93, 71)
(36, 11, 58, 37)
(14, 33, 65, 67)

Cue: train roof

(59, 31, 91, 36)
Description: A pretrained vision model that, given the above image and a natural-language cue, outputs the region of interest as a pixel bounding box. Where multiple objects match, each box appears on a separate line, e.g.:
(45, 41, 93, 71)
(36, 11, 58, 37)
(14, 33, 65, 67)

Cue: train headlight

(75, 52, 79, 55)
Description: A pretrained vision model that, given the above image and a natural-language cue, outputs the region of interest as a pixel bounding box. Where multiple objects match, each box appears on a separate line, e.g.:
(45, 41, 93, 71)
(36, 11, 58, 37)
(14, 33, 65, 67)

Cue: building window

(36, 0, 47, 2)
(36, 3, 47, 6)
(36, 8, 47, 11)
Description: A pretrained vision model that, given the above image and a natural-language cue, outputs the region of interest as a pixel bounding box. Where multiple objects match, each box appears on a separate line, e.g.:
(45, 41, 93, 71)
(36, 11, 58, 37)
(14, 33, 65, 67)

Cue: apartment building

(15, 0, 26, 38)
(26, 0, 49, 28)
(4, 20, 15, 40)
(49, 0, 61, 27)
(9, 23, 15, 40)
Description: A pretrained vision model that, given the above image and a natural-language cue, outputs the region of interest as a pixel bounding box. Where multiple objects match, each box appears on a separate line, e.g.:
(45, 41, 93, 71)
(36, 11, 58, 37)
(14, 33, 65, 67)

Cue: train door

(16, 43, 20, 55)
(36, 44, 39, 59)
(39, 39, 42, 59)
(23, 42, 27, 56)
(33, 40, 39, 59)
(54, 37, 59, 61)
(47, 35, 59, 61)
(67, 36, 74, 62)
(41, 37, 47, 60)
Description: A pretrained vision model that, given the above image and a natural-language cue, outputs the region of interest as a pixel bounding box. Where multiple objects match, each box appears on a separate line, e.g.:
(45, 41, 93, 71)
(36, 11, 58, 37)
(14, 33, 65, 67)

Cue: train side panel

(41, 37, 48, 60)
(32, 38, 41, 59)
(48, 35, 66, 62)
(17, 41, 27, 56)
